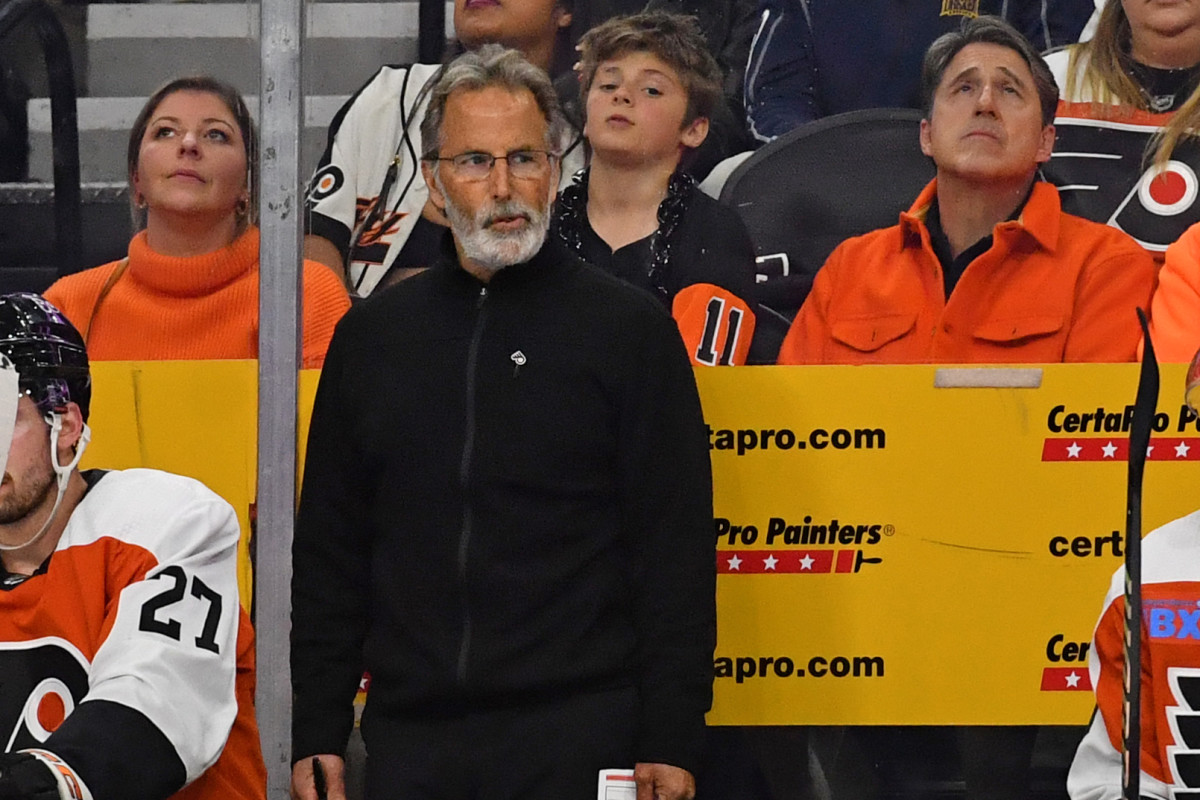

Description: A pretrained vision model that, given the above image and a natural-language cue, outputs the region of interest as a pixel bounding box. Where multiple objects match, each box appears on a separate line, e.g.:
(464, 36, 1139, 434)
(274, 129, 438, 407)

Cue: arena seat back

(720, 108, 934, 358)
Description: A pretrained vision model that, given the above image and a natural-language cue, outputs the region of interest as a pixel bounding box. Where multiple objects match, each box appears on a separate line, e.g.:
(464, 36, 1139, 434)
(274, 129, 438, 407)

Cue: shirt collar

(899, 178, 1062, 254)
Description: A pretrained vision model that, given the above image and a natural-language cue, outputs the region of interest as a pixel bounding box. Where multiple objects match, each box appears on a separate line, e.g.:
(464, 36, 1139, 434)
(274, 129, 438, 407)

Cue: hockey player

(1068, 347, 1200, 800)
(0, 293, 265, 800)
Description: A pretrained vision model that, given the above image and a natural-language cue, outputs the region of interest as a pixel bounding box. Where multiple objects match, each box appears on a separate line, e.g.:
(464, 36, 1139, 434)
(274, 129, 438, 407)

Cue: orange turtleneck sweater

(45, 227, 350, 368)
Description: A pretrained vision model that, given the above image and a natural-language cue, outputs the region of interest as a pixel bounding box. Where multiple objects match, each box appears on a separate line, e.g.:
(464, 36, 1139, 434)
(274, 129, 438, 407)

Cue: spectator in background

(745, 0, 1093, 143)
(559, 0, 760, 178)
(292, 45, 714, 800)
(1043, 0, 1200, 257)
(304, 0, 585, 297)
(552, 12, 759, 365)
(43, 76, 349, 366)
(778, 16, 1155, 368)
(459, 0, 577, 79)
(1150, 219, 1200, 362)
(1067, 352, 1200, 799)
(780, 19, 1153, 792)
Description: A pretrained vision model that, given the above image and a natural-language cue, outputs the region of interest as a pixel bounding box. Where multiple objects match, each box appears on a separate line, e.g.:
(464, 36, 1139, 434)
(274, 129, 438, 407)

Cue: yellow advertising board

(77, 361, 1200, 726)
(80, 361, 321, 607)
(700, 363, 1200, 726)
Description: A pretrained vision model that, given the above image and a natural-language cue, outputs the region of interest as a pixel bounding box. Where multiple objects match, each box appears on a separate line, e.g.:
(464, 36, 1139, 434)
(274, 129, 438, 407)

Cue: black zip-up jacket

(291, 237, 716, 774)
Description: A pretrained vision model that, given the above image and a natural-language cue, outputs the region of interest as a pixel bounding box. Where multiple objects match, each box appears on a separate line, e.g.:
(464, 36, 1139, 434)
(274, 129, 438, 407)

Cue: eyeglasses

(431, 150, 557, 181)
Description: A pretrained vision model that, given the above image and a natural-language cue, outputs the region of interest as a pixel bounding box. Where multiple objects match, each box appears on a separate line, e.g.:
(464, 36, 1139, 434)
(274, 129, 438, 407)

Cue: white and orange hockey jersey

(1068, 509, 1200, 800)
(0, 468, 266, 800)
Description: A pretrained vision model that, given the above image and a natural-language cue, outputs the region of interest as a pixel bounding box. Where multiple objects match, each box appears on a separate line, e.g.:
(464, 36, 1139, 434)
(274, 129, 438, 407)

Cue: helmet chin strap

(0, 412, 91, 553)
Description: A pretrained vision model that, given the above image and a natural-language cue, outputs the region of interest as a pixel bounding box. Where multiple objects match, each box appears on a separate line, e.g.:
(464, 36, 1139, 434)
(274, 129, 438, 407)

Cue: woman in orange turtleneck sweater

(45, 76, 349, 368)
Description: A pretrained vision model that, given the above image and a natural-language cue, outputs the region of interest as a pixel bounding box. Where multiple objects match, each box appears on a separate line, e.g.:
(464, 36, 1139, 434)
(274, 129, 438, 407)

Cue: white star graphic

(1065, 672, 1081, 688)
(1177, 441, 1191, 458)
(1066, 442, 1082, 458)
(727, 554, 742, 571)
(799, 554, 815, 570)
(1101, 441, 1117, 458)
(1147, 445, 1155, 458)
(764, 554, 779, 571)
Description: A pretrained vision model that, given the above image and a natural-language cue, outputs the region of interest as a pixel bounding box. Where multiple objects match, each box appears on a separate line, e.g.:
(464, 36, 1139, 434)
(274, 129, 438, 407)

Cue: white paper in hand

(597, 769, 636, 800)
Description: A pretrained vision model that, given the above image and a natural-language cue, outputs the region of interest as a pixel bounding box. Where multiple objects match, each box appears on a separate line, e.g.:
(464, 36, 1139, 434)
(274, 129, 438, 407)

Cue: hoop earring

(135, 193, 147, 209)
(235, 196, 250, 218)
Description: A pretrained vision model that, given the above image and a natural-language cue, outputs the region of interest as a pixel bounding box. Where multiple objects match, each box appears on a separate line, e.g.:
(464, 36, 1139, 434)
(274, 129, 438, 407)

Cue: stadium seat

(719, 108, 934, 360)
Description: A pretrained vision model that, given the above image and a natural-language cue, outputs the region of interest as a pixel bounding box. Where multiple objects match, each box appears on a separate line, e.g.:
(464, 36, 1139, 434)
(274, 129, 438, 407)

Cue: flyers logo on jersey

(940, 0, 980, 17)
(1045, 107, 1200, 252)
(307, 166, 344, 204)
(1165, 668, 1200, 790)
(0, 639, 89, 750)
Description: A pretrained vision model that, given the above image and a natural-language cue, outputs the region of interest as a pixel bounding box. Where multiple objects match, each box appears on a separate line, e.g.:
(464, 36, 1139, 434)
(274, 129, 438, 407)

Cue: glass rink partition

(79, 361, 1200, 795)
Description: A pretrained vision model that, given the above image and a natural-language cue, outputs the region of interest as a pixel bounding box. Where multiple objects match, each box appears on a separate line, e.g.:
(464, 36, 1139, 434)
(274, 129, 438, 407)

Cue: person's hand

(290, 754, 347, 800)
(634, 762, 695, 800)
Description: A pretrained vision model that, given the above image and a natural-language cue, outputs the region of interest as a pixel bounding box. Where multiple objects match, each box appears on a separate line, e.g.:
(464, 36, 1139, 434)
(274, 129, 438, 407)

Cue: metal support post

(256, 0, 304, 793)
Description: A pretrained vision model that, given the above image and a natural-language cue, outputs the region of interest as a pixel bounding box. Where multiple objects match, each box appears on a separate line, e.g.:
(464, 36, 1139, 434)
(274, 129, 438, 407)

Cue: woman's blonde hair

(1065, 1, 1200, 169)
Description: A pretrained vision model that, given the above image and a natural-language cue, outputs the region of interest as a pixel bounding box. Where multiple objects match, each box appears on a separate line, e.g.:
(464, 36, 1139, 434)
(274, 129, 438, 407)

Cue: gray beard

(437, 179, 551, 273)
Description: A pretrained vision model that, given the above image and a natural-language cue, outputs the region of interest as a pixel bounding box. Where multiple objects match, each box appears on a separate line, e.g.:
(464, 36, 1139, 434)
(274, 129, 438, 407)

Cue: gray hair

(420, 44, 566, 161)
(921, 15, 1059, 127)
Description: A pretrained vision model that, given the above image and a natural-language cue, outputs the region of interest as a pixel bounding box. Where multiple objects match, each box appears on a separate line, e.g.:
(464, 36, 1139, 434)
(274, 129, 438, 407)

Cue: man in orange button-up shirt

(777, 15, 1156, 366)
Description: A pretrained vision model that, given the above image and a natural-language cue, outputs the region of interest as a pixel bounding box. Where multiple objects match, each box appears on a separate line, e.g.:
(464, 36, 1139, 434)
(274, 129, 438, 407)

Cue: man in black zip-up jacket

(291, 45, 716, 800)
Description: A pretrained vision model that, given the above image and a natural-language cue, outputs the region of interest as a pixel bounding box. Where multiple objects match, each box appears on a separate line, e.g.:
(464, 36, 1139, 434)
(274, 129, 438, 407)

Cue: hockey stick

(1122, 308, 1158, 800)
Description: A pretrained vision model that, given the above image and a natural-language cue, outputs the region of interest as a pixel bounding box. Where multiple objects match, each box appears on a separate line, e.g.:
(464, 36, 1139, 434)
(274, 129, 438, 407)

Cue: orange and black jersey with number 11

(552, 171, 759, 366)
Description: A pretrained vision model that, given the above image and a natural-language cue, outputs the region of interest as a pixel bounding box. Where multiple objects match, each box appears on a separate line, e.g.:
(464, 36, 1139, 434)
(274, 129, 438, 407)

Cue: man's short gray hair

(420, 44, 567, 161)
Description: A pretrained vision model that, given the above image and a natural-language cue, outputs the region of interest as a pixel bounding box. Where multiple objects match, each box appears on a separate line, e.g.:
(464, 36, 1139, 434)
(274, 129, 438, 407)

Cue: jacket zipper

(456, 285, 488, 684)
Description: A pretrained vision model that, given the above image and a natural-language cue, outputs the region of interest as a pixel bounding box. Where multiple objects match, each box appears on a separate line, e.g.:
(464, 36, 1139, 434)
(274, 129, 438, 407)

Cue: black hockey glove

(0, 753, 62, 800)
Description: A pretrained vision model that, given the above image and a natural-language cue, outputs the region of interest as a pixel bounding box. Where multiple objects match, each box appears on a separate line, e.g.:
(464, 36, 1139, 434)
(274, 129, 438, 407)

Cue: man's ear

(680, 116, 709, 150)
(56, 403, 85, 453)
(422, 161, 446, 213)
(919, 118, 933, 158)
(1035, 123, 1055, 165)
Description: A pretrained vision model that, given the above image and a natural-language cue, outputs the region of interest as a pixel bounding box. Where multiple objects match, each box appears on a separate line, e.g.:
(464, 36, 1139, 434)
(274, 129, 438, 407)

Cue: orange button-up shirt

(778, 180, 1157, 365)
